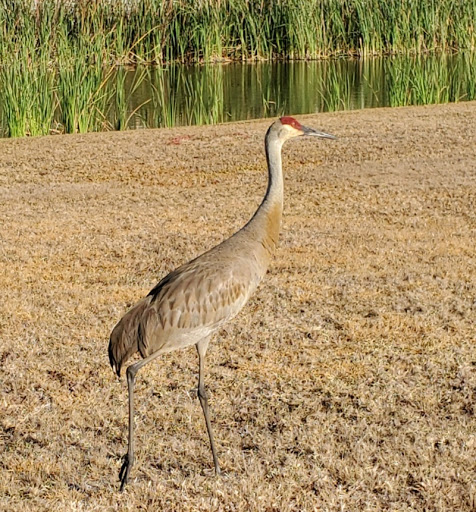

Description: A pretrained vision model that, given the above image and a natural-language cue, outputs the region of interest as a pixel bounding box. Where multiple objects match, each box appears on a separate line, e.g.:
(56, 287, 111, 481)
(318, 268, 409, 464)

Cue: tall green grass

(0, 59, 56, 137)
(385, 53, 476, 107)
(2, 54, 476, 138)
(1, 0, 474, 137)
(0, 0, 475, 66)
(55, 31, 108, 133)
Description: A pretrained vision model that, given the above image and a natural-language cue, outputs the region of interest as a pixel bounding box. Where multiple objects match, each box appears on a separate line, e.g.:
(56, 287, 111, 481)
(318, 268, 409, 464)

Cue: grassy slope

(0, 102, 475, 510)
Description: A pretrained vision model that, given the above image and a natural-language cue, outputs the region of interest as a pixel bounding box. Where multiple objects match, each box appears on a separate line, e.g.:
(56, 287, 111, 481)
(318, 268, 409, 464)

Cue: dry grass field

(1, 103, 475, 511)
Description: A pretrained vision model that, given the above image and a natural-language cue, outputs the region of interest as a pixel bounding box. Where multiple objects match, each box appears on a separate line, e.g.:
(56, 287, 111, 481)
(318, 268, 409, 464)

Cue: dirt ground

(1, 102, 475, 511)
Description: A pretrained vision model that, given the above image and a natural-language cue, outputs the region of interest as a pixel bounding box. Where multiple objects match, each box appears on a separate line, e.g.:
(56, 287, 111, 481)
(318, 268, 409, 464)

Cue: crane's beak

(301, 125, 336, 140)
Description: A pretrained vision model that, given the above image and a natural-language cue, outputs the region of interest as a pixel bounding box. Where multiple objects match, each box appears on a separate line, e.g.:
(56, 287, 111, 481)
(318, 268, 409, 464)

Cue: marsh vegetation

(1, 0, 475, 64)
(0, 0, 475, 137)
(1, 53, 476, 137)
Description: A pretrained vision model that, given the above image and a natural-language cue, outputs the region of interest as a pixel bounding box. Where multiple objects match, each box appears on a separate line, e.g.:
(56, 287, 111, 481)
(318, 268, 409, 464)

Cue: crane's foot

(119, 453, 134, 491)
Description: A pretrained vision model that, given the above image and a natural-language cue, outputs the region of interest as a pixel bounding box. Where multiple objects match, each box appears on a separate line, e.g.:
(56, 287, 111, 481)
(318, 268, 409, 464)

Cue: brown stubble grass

(1, 103, 475, 511)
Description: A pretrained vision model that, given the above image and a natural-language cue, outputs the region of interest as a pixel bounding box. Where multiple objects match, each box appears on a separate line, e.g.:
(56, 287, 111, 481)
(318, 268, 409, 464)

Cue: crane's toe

(119, 453, 134, 491)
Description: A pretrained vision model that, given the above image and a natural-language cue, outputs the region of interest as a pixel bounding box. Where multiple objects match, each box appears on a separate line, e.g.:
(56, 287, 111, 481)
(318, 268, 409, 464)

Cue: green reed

(1, 53, 476, 137)
(55, 31, 113, 134)
(0, 54, 55, 137)
(384, 54, 476, 107)
(1, 0, 475, 136)
(0, 0, 475, 67)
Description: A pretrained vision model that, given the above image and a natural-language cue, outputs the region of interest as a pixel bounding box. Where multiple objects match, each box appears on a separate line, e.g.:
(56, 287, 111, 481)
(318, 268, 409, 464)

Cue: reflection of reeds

(318, 61, 355, 111)
(0, 0, 475, 66)
(183, 66, 224, 125)
(111, 67, 149, 131)
(144, 65, 224, 128)
(146, 66, 181, 128)
(1, 54, 476, 137)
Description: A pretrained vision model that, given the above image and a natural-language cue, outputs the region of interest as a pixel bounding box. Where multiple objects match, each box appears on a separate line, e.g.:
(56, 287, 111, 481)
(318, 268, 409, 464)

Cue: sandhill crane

(108, 116, 335, 490)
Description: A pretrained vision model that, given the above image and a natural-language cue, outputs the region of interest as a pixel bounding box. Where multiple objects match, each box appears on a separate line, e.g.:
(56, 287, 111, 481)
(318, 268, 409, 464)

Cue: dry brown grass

(1, 103, 475, 511)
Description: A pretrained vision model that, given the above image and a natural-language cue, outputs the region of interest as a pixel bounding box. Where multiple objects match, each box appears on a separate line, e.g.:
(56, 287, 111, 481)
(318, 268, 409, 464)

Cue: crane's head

(270, 116, 336, 143)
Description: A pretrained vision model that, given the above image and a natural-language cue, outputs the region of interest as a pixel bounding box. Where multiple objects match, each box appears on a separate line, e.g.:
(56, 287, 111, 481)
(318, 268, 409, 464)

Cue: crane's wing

(109, 241, 266, 376)
(139, 255, 258, 352)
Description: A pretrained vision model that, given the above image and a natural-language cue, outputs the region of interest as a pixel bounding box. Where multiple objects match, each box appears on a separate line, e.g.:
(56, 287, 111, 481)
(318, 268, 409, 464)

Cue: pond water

(111, 53, 476, 130)
(0, 53, 475, 136)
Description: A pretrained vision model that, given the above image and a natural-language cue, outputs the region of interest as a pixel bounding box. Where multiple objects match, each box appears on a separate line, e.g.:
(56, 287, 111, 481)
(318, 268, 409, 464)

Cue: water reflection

(112, 54, 476, 130)
(0, 53, 475, 136)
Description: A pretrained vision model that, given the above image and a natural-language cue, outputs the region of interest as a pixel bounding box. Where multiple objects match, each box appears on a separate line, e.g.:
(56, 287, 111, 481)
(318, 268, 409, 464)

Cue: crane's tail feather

(108, 324, 138, 378)
(108, 298, 149, 377)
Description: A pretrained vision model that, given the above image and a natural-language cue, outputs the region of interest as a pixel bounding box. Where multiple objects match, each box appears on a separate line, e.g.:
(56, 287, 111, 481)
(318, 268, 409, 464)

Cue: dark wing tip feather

(108, 336, 122, 377)
(108, 298, 149, 378)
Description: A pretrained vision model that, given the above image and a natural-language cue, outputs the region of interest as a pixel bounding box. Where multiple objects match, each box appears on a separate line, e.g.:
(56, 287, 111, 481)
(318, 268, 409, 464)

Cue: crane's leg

(196, 337, 221, 475)
(118, 349, 166, 491)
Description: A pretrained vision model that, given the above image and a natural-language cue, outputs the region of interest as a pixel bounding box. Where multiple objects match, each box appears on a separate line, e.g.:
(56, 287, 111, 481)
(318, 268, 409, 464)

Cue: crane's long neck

(241, 129, 284, 256)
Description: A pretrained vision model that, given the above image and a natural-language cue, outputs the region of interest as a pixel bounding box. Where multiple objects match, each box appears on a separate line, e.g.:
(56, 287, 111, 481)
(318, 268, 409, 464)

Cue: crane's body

(109, 200, 279, 374)
(108, 116, 335, 490)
